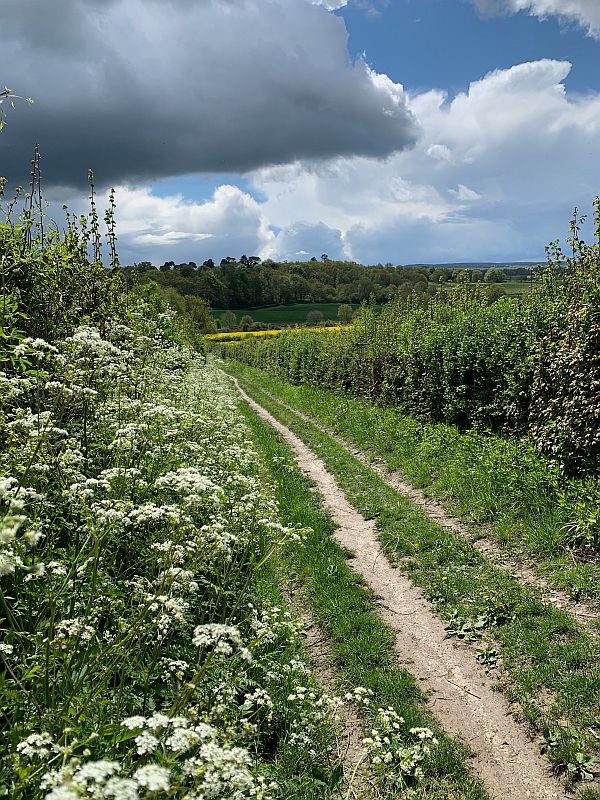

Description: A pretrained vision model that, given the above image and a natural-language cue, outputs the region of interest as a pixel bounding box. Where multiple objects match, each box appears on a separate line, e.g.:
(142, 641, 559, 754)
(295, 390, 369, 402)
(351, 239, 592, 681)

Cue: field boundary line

(233, 377, 570, 800)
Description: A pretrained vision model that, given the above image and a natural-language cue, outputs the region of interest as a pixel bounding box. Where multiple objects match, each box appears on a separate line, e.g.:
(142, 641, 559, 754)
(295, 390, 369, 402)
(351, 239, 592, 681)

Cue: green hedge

(222, 203, 600, 477)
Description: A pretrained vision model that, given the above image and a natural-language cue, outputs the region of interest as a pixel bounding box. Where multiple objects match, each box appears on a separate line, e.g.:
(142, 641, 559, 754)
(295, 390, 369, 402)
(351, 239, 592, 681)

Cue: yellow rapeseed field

(205, 325, 343, 341)
(205, 329, 282, 341)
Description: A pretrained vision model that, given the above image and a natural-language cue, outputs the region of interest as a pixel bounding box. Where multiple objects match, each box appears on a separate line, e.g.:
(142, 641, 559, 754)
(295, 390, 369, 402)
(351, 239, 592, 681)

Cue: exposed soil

(236, 380, 572, 800)
(263, 390, 599, 633)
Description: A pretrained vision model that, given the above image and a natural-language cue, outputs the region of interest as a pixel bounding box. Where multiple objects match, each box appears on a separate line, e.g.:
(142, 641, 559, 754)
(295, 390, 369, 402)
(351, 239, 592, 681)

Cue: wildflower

(145, 713, 171, 731)
(134, 732, 159, 756)
(192, 623, 252, 662)
(45, 787, 80, 800)
(165, 727, 202, 753)
(23, 525, 45, 547)
(54, 618, 96, 643)
(77, 760, 121, 784)
(133, 764, 170, 792)
(121, 716, 146, 730)
(17, 732, 55, 759)
(0, 552, 16, 577)
(101, 778, 139, 800)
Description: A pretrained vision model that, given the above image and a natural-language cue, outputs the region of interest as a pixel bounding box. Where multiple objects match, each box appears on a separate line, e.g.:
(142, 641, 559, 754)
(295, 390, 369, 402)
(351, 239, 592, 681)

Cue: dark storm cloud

(0, 0, 419, 188)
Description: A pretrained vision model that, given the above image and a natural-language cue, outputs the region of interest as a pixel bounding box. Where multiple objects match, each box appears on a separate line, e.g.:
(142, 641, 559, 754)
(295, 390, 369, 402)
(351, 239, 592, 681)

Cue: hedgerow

(223, 201, 600, 479)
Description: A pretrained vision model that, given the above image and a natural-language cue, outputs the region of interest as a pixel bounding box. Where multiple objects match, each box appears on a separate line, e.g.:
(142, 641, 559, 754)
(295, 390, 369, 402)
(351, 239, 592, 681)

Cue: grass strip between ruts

(226, 363, 600, 607)
(236, 386, 489, 800)
(229, 363, 600, 794)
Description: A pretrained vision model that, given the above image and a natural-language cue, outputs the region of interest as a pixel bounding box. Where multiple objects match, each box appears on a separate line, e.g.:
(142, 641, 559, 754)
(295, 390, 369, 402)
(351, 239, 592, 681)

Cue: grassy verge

(237, 388, 489, 800)
(226, 363, 600, 606)
(229, 364, 600, 789)
(246, 547, 344, 800)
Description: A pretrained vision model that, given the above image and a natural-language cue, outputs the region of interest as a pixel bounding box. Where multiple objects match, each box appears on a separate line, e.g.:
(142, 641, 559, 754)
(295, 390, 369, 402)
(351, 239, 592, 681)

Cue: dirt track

(263, 389, 599, 632)
(236, 379, 570, 800)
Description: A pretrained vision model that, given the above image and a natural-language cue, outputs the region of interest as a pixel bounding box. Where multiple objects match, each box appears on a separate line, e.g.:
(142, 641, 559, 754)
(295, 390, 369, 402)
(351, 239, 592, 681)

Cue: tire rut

(235, 379, 572, 800)
(260, 389, 599, 634)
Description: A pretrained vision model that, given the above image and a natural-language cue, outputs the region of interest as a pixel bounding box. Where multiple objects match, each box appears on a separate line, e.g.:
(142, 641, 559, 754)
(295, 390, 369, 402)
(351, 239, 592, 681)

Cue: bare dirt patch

(236, 380, 572, 800)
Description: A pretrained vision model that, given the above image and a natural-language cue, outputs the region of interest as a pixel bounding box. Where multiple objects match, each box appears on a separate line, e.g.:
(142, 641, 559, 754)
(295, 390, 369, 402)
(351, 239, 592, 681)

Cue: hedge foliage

(224, 203, 600, 477)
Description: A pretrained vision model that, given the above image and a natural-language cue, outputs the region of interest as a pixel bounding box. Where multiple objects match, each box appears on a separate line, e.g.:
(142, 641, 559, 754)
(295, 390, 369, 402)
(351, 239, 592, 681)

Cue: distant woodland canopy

(124, 256, 524, 309)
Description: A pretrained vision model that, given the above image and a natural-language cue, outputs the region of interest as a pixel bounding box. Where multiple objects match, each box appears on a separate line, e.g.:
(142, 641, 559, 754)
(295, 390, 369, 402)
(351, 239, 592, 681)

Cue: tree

(484, 267, 506, 283)
(184, 296, 216, 333)
(306, 310, 324, 326)
(455, 269, 470, 284)
(219, 310, 237, 331)
(485, 284, 506, 304)
(431, 268, 448, 284)
(130, 261, 155, 273)
(358, 279, 376, 302)
(336, 282, 359, 303)
(471, 269, 483, 283)
(338, 303, 354, 324)
(202, 259, 215, 268)
(321, 254, 329, 262)
(158, 286, 186, 315)
(240, 314, 254, 331)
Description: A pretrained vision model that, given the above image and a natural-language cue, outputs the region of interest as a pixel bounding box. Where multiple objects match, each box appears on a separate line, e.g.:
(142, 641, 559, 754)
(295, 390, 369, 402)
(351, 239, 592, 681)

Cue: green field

(212, 283, 533, 325)
(211, 302, 362, 325)
(502, 279, 536, 296)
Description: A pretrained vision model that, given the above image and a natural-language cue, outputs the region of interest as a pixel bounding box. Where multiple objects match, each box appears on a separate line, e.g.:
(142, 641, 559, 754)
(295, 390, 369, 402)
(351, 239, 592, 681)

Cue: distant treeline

(123, 256, 524, 309)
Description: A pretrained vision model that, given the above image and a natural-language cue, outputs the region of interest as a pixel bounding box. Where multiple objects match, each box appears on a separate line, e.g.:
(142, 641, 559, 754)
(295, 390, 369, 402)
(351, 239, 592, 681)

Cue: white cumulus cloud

(312, 0, 349, 8)
(251, 59, 600, 263)
(474, 0, 600, 37)
(46, 183, 274, 265)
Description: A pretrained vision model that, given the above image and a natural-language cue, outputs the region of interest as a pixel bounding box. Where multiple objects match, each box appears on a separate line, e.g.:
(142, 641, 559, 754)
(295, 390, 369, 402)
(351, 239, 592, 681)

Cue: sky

(1, 0, 599, 266)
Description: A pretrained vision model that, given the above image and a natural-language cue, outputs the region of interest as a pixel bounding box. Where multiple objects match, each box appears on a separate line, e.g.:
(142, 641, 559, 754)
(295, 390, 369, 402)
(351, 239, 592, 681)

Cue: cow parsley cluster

(362, 707, 438, 790)
(0, 310, 346, 798)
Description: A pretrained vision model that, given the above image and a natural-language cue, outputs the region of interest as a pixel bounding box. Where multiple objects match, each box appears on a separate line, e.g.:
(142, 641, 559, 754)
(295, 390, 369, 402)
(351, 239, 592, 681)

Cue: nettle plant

(0, 87, 33, 132)
(1, 158, 126, 344)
